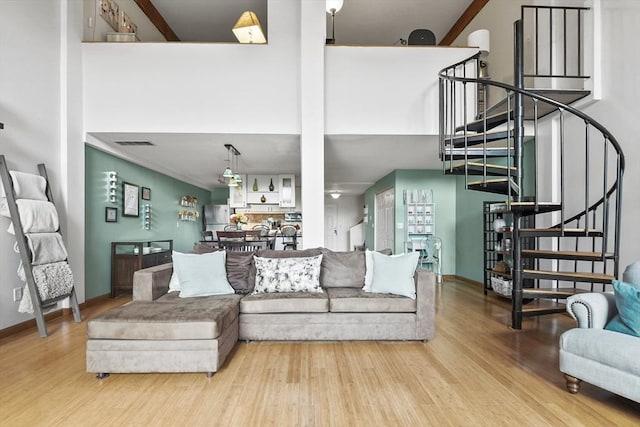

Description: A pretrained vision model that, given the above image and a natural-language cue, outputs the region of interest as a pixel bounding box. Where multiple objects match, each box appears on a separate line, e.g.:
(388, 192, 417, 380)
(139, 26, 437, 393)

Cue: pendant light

(222, 145, 234, 178)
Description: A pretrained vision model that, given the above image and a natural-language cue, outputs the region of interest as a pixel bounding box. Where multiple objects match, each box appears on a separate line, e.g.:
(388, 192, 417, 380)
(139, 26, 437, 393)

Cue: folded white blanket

(18, 261, 75, 314)
(0, 171, 48, 207)
(26, 233, 68, 265)
(5, 200, 59, 234)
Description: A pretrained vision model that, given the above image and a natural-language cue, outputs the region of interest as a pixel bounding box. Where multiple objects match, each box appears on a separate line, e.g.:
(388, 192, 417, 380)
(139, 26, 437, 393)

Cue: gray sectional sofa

(86, 248, 437, 378)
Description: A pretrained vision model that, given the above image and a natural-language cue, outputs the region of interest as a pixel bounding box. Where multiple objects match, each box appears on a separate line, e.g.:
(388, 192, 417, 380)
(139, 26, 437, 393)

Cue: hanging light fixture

(222, 145, 234, 178)
(232, 11, 266, 44)
(330, 192, 341, 199)
(326, 0, 344, 45)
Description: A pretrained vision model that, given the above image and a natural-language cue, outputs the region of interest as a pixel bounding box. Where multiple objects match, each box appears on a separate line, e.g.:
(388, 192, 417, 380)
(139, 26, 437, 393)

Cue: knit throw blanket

(18, 261, 75, 314)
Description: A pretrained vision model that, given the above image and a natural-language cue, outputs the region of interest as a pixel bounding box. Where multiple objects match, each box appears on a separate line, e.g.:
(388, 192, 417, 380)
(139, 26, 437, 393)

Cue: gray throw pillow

(192, 243, 218, 254)
(225, 250, 256, 294)
(320, 248, 366, 288)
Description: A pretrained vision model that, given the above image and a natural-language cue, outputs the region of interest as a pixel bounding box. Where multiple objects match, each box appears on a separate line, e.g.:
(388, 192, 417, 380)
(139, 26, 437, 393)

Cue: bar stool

(280, 225, 298, 250)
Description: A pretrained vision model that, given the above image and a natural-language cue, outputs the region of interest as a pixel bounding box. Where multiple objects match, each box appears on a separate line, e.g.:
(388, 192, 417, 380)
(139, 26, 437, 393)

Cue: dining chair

(280, 225, 298, 250)
(224, 224, 239, 231)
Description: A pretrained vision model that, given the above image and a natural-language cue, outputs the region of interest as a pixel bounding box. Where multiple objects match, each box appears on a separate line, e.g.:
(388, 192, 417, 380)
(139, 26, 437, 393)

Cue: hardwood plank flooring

(1, 279, 638, 426)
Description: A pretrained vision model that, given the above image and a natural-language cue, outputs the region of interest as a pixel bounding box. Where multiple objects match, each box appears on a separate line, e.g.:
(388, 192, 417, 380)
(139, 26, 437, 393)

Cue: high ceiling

(87, 0, 473, 195)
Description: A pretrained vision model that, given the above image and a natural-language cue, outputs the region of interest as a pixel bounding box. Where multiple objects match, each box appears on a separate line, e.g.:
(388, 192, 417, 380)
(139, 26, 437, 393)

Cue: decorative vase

(252, 178, 258, 192)
(237, 223, 243, 230)
(260, 194, 266, 203)
(268, 178, 274, 192)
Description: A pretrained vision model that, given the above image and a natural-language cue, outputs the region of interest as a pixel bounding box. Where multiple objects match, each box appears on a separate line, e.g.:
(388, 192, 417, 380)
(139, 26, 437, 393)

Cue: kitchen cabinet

(246, 174, 279, 205)
(278, 174, 296, 207)
(229, 174, 247, 208)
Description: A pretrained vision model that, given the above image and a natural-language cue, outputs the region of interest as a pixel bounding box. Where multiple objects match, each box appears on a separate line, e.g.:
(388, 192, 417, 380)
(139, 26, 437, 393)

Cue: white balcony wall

(83, 1, 301, 135)
(325, 46, 478, 135)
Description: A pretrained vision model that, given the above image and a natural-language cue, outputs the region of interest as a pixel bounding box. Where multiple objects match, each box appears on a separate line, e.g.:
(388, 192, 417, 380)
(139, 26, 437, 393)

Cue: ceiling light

(330, 192, 341, 199)
(232, 11, 266, 44)
(228, 176, 238, 187)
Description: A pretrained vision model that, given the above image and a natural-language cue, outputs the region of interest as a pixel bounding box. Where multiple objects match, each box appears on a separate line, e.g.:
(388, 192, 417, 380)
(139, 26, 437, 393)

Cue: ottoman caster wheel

(96, 372, 110, 380)
(206, 372, 215, 378)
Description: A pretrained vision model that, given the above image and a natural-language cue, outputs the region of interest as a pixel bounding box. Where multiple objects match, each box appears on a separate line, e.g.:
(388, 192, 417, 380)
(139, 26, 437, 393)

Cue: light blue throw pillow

(622, 261, 640, 285)
(365, 250, 420, 299)
(173, 250, 234, 298)
(604, 280, 640, 337)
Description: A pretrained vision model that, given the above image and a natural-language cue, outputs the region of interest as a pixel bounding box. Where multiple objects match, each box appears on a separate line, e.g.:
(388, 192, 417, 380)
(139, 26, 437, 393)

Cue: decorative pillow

(225, 250, 256, 294)
(253, 254, 323, 294)
(320, 248, 365, 288)
(363, 248, 394, 291)
(364, 250, 420, 299)
(604, 280, 640, 337)
(172, 251, 234, 298)
(192, 243, 219, 254)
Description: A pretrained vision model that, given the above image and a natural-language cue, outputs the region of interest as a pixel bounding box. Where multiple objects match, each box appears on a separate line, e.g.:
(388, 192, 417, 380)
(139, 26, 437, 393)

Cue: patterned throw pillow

(253, 255, 323, 294)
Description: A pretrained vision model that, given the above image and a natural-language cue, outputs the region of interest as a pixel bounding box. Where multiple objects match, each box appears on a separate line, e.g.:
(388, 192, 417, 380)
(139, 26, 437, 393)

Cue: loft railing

(521, 5, 590, 80)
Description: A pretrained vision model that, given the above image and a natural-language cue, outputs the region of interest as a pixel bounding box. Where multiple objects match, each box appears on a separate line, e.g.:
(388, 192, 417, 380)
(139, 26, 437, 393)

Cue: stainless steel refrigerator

(203, 204, 229, 232)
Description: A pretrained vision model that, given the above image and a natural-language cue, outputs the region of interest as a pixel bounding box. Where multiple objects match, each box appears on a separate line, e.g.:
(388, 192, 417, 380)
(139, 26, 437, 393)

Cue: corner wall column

(299, 0, 326, 248)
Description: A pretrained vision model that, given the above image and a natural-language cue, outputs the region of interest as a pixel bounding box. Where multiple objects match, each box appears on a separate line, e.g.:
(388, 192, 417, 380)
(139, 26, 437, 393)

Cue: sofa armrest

(415, 268, 437, 340)
(566, 292, 617, 329)
(132, 262, 173, 301)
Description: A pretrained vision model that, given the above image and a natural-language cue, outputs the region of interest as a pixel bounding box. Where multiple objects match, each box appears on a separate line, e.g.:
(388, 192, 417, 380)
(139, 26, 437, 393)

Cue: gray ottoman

(86, 294, 241, 378)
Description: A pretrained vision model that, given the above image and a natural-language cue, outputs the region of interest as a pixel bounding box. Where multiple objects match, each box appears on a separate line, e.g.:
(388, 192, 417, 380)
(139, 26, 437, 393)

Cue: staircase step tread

(523, 269, 614, 282)
(455, 111, 513, 133)
(445, 162, 517, 176)
(445, 130, 512, 147)
(519, 227, 603, 237)
(489, 202, 563, 215)
(521, 249, 614, 260)
(483, 89, 590, 120)
(519, 300, 567, 316)
(522, 287, 592, 296)
(443, 147, 513, 159)
(467, 179, 517, 197)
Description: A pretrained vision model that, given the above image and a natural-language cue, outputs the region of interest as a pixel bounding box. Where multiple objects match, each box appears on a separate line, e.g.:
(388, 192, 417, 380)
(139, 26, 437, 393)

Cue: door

(324, 204, 338, 250)
(375, 188, 395, 251)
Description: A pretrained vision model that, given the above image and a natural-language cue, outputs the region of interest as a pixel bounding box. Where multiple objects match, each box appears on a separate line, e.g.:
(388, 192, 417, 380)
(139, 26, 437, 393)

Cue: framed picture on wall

(122, 182, 139, 217)
(141, 187, 151, 200)
(105, 207, 118, 222)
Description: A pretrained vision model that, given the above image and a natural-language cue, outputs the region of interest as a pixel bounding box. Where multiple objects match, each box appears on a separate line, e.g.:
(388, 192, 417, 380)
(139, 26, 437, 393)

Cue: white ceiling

(87, 133, 443, 196)
(87, 0, 471, 195)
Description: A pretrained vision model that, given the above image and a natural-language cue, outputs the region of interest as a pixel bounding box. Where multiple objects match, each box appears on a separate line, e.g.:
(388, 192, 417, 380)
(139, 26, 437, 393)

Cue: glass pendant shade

(235, 174, 243, 183)
(223, 167, 234, 178)
(228, 176, 238, 187)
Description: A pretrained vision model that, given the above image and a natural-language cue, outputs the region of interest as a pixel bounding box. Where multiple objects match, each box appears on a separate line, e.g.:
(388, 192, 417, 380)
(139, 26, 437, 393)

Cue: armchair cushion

(605, 280, 640, 337)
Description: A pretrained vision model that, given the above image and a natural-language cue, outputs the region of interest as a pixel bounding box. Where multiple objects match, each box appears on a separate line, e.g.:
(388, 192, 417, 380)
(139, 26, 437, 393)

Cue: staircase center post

(514, 20, 525, 202)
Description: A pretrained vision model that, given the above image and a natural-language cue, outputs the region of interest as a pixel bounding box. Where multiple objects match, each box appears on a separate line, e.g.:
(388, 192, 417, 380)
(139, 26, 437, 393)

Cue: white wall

(325, 46, 478, 135)
(324, 194, 364, 251)
(0, 0, 84, 330)
(82, 1, 300, 135)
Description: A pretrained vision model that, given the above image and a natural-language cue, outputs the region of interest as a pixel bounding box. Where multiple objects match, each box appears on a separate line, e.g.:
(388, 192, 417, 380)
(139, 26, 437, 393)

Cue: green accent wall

(85, 146, 212, 299)
(454, 177, 506, 283)
(364, 170, 458, 275)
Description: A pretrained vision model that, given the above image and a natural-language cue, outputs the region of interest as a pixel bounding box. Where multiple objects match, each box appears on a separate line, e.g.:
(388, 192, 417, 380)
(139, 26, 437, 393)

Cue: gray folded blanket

(26, 232, 68, 265)
(18, 261, 75, 314)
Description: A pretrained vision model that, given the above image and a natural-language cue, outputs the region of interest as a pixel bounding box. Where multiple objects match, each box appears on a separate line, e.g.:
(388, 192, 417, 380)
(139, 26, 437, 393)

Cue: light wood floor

(1, 279, 638, 426)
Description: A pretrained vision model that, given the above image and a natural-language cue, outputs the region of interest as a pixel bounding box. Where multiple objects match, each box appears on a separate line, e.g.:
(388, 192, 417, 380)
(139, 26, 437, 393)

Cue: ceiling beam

(133, 0, 180, 42)
(439, 0, 490, 46)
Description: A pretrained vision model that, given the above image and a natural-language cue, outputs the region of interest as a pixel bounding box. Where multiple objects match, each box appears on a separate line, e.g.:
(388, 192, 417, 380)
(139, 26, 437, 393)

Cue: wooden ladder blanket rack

(0, 154, 81, 337)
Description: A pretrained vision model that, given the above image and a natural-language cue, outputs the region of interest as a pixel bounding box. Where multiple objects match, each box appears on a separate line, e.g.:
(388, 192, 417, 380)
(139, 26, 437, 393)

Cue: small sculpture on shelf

(268, 178, 275, 192)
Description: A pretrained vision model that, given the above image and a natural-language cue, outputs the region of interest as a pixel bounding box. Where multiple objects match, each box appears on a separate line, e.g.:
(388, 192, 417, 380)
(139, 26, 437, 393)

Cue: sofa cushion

(327, 288, 416, 313)
(560, 328, 640, 377)
(173, 251, 235, 298)
(319, 249, 365, 288)
(240, 292, 329, 314)
(605, 280, 640, 337)
(364, 250, 420, 299)
(253, 255, 323, 294)
(87, 294, 242, 340)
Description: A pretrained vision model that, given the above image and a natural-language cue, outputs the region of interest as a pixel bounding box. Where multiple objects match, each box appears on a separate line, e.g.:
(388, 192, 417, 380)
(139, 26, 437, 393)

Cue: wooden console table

(110, 240, 173, 297)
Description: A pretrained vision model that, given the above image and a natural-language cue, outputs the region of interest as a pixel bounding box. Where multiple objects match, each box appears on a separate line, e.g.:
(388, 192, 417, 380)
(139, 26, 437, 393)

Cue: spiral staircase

(439, 6, 625, 329)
